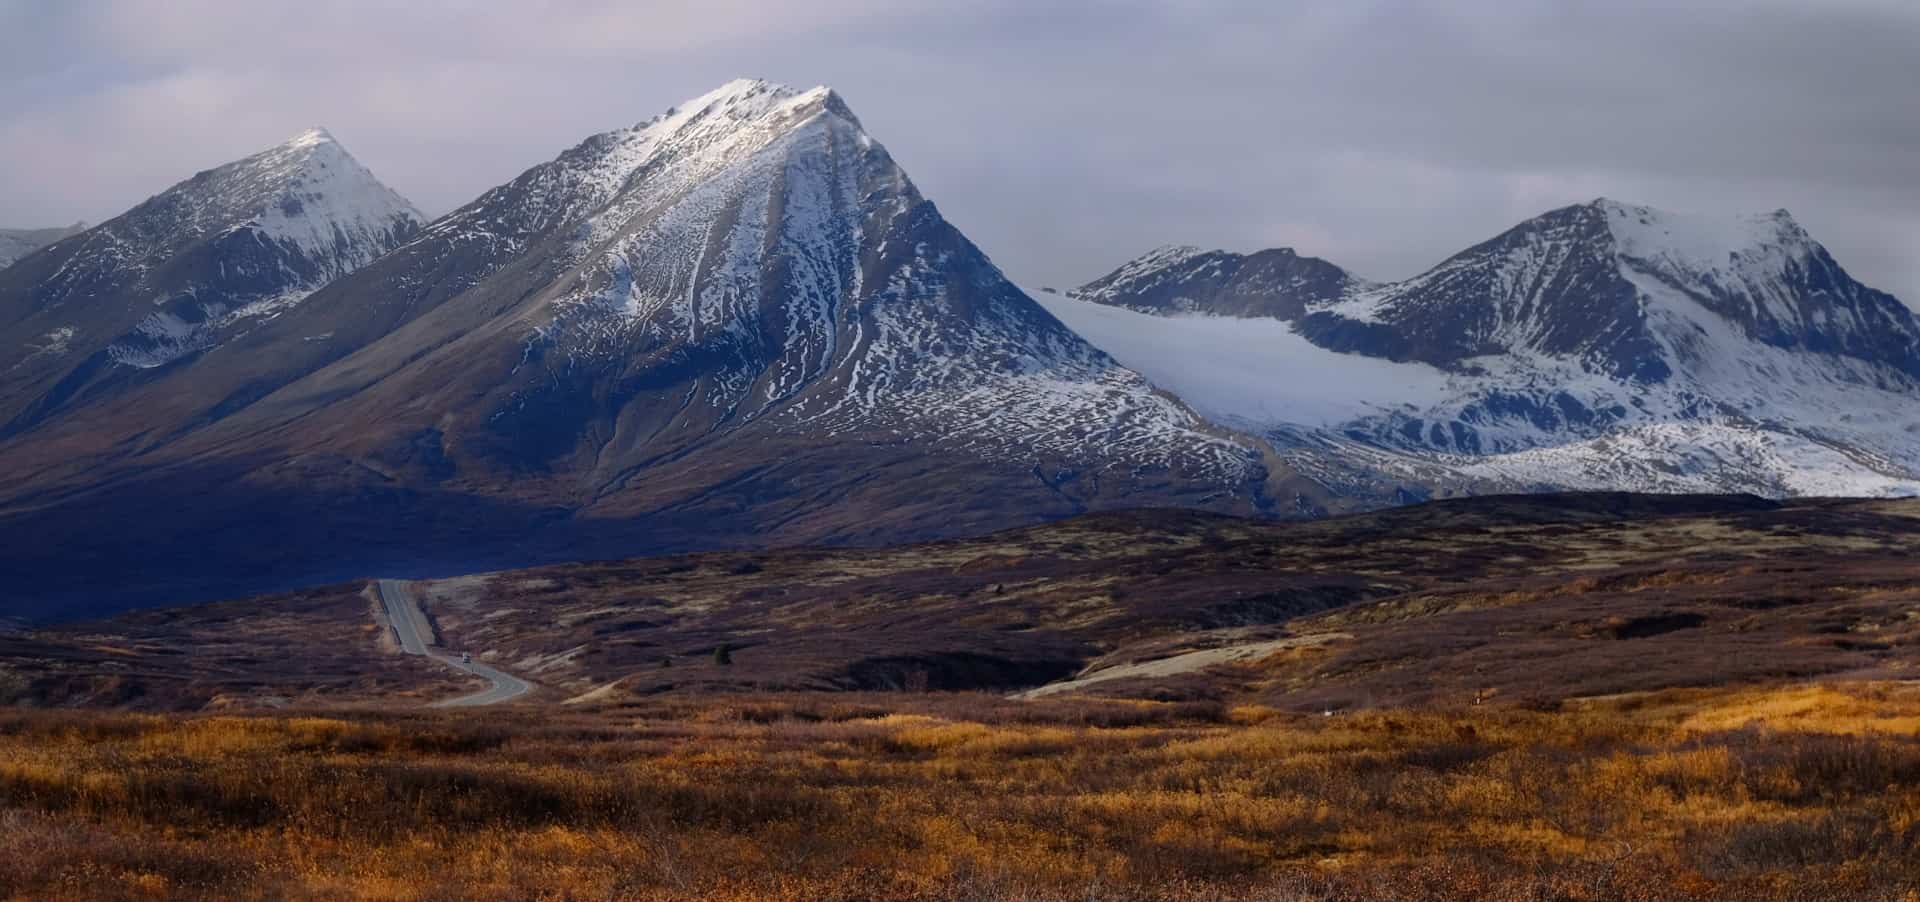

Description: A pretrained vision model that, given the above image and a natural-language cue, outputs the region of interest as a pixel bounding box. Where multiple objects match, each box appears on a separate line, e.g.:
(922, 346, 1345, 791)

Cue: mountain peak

(222, 129, 425, 273)
(438, 78, 879, 256)
(1138, 244, 1212, 267)
(700, 77, 837, 101)
(659, 79, 852, 129)
(23, 126, 423, 283)
(672, 78, 793, 114)
(283, 126, 336, 149)
(1594, 199, 1816, 273)
(1578, 197, 1805, 240)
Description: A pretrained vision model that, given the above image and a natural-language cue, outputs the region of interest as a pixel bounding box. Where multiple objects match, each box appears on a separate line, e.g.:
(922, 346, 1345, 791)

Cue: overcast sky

(3, 0, 1917, 303)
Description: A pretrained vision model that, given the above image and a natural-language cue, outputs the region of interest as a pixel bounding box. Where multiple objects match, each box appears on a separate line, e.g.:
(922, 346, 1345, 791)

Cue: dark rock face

(1072, 245, 1364, 320)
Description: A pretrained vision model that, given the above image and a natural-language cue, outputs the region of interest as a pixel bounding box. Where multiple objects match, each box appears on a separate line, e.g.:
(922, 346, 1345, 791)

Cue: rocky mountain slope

(1057, 200, 1920, 501)
(0, 223, 85, 271)
(0, 80, 1310, 622)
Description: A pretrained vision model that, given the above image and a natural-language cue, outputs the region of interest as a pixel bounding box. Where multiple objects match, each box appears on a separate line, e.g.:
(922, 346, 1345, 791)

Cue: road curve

(1012, 634, 1349, 700)
(376, 579, 533, 707)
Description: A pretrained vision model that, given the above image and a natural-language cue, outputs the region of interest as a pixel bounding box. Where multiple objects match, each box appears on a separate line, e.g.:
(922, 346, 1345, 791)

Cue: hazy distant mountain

(1055, 199, 1920, 500)
(0, 223, 85, 272)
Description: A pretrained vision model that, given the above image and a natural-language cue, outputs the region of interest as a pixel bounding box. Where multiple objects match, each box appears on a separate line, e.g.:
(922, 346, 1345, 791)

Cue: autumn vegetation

(3, 682, 1919, 900)
(5, 494, 1918, 898)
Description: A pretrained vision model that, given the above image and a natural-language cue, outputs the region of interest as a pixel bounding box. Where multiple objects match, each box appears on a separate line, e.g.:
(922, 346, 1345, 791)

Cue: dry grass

(392, 496, 1920, 708)
(0, 582, 469, 710)
(2, 682, 1918, 900)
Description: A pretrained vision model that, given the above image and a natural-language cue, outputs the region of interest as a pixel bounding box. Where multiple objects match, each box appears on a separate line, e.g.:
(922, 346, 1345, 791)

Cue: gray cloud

(2, 0, 1915, 304)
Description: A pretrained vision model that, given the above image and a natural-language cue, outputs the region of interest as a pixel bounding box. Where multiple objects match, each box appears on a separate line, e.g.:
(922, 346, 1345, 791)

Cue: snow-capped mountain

(0, 80, 1311, 621)
(0, 223, 85, 272)
(1055, 199, 1920, 500)
(0, 128, 422, 438)
(1303, 200, 1920, 383)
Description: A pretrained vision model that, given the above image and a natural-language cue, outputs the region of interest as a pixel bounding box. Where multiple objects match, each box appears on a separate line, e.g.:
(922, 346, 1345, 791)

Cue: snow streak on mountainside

(1065, 200, 1920, 500)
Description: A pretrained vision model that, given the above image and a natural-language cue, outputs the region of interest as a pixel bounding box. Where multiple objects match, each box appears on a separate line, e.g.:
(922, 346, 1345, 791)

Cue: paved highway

(376, 579, 533, 707)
